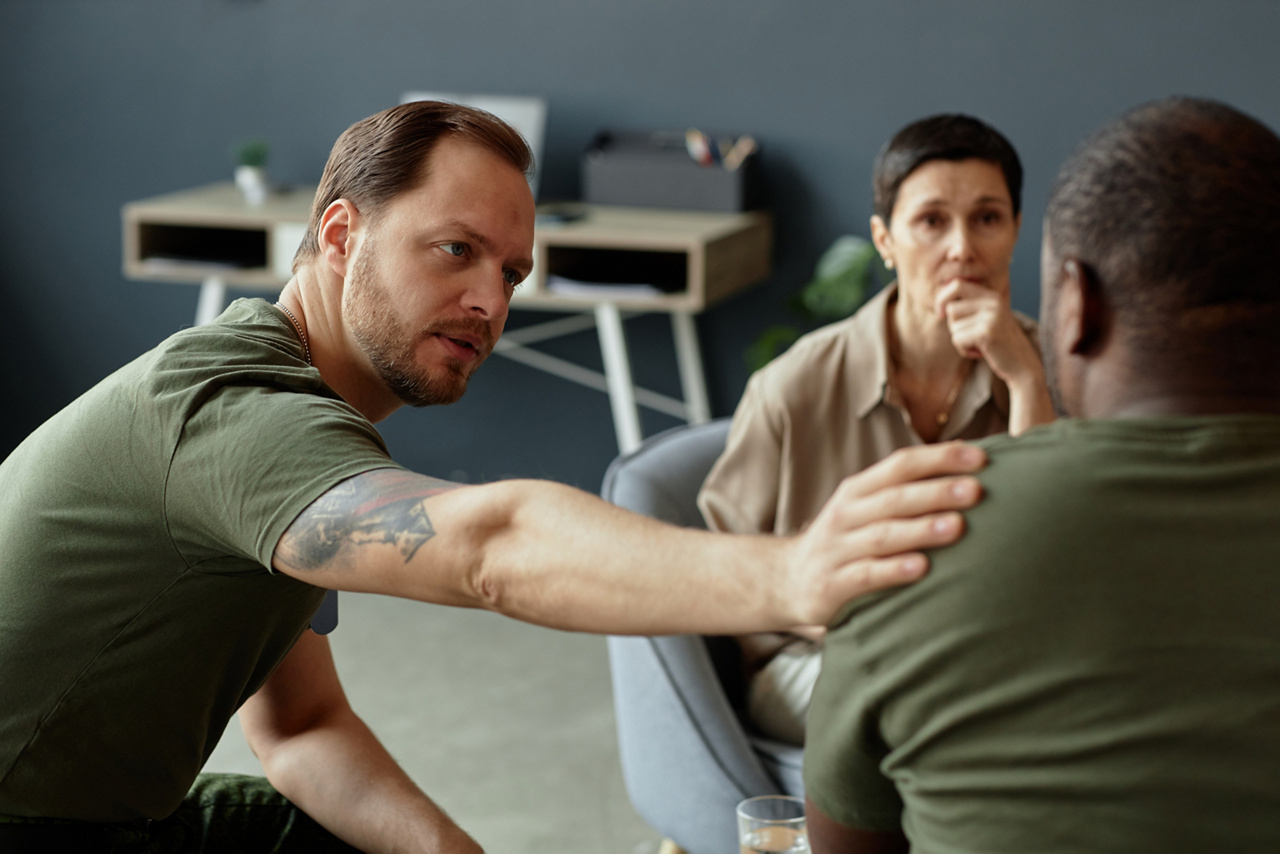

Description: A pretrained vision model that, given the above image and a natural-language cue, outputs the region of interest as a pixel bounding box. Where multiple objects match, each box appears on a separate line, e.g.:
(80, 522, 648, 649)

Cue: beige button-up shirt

(699, 283, 1037, 536)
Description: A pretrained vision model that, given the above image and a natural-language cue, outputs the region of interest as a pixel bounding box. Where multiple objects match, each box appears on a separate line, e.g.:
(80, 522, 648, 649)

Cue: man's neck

(1107, 393, 1280, 419)
(277, 269, 404, 424)
(1080, 355, 1280, 419)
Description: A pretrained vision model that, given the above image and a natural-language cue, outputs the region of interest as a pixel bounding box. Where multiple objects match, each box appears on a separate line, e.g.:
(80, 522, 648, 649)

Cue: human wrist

(1009, 357, 1048, 396)
(753, 535, 807, 630)
(995, 336, 1045, 389)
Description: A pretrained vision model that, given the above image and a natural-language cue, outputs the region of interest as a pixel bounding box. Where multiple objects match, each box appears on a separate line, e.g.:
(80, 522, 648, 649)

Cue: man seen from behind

(804, 96, 1280, 853)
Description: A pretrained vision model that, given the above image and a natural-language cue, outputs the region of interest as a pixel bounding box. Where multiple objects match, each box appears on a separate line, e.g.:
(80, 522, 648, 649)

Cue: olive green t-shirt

(0, 299, 400, 821)
(804, 417, 1280, 852)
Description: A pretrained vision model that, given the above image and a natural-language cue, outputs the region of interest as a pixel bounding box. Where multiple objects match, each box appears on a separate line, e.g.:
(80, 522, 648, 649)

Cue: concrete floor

(204, 591, 665, 853)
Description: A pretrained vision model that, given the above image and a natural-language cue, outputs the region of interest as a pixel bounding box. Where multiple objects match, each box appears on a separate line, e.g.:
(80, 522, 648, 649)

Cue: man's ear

(1062, 259, 1107, 355)
(317, 200, 360, 278)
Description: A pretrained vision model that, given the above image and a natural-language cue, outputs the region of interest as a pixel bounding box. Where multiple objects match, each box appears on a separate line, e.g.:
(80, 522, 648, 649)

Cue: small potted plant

(233, 139, 270, 205)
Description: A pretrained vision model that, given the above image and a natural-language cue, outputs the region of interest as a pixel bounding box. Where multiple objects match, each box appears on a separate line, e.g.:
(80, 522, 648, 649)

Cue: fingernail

(933, 515, 959, 534)
(951, 479, 976, 499)
(901, 555, 927, 577)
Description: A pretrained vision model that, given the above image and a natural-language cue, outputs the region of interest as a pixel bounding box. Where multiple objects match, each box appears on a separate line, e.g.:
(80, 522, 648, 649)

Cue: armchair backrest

(602, 420, 803, 854)
(601, 419, 732, 529)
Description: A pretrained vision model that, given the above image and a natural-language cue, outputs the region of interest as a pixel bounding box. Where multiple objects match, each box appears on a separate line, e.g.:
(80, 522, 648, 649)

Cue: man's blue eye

(504, 270, 523, 286)
(442, 243, 466, 257)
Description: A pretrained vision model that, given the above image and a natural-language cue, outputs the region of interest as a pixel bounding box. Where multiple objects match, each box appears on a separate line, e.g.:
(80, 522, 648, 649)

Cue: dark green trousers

(0, 773, 360, 853)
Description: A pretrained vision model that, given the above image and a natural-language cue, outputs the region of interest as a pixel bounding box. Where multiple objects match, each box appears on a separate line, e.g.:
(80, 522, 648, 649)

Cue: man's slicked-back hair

(293, 100, 534, 270)
(872, 114, 1023, 222)
(1046, 97, 1280, 364)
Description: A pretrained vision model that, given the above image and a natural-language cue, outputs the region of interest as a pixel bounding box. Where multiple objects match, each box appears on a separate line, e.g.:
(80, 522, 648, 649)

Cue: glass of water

(736, 795, 809, 853)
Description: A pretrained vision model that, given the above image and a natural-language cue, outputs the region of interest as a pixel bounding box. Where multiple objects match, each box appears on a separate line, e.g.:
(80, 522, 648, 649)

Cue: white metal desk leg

(194, 276, 227, 327)
(594, 303, 643, 454)
(671, 311, 711, 425)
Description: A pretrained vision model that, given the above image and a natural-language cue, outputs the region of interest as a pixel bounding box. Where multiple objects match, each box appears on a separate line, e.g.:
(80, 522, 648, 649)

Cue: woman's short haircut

(872, 114, 1023, 223)
(293, 100, 533, 270)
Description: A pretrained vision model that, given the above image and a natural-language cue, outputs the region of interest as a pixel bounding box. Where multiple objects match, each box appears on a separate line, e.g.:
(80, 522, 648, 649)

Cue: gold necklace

(276, 302, 312, 366)
(886, 295, 973, 431)
(889, 346, 973, 429)
(934, 360, 973, 427)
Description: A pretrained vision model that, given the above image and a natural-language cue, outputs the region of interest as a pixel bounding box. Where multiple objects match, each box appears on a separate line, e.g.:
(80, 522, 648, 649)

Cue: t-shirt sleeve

(803, 611, 905, 831)
(164, 383, 403, 572)
(697, 371, 784, 534)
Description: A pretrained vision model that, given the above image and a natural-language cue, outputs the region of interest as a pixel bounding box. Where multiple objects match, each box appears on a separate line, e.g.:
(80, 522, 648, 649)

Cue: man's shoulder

(975, 414, 1280, 482)
(72, 298, 375, 472)
(137, 298, 340, 410)
(955, 416, 1280, 572)
(155, 298, 304, 369)
(838, 415, 1280, 630)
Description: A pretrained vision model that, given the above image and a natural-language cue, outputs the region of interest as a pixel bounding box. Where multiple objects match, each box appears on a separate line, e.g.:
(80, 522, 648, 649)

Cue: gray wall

(3, 0, 1278, 488)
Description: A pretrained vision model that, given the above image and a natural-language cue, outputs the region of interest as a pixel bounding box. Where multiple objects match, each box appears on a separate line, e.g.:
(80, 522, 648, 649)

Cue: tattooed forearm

(281, 469, 462, 571)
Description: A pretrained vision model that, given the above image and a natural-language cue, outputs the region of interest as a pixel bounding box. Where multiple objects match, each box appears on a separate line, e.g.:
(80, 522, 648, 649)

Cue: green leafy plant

(233, 139, 270, 169)
(746, 235, 889, 371)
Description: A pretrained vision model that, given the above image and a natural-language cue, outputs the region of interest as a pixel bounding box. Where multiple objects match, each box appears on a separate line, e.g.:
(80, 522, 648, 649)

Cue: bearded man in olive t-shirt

(0, 101, 988, 852)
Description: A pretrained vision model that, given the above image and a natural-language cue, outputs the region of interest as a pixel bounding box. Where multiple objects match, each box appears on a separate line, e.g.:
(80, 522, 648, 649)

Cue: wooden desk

(121, 185, 773, 451)
(122, 182, 313, 326)
(506, 204, 771, 451)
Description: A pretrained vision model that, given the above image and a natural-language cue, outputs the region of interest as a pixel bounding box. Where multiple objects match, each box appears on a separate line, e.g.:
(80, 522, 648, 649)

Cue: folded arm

(272, 442, 987, 636)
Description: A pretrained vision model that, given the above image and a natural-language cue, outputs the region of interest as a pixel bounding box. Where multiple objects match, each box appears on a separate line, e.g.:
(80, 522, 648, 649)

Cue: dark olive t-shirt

(0, 299, 399, 821)
(804, 417, 1280, 853)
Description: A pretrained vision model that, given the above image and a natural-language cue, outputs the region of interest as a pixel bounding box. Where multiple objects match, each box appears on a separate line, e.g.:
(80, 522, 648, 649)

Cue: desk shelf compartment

(542, 246, 689, 300)
(132, 222, 269, 279)
(121, 183, 314, 289)
(515, 206, 772, 313)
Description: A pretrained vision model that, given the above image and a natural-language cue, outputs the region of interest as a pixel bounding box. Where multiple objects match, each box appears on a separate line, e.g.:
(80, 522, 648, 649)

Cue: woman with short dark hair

(699, 114, 1054, 744)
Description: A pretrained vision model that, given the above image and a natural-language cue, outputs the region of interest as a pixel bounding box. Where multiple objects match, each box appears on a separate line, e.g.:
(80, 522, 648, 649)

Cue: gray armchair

(601, 419, 803, 854)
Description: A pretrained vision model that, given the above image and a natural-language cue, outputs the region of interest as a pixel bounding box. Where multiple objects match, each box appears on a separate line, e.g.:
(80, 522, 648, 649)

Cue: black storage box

(581, 130, 757, 212)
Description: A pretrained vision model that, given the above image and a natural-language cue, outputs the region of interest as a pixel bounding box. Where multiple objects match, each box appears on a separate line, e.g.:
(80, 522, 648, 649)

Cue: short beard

(346, 247, 493, 408)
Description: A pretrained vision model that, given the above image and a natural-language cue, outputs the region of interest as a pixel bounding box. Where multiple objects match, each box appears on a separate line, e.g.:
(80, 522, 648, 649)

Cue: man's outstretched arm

(239, 630, 482, 853)
(272, 442, 986, 636)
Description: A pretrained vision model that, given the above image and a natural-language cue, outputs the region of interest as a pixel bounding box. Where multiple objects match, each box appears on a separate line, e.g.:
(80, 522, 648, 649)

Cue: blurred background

(5, 3, 1280, 851)
(3, 0, 1279, 486)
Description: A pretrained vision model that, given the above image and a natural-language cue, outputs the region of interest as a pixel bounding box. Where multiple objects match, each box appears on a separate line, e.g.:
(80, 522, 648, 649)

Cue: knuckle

(869, 523, 892, 553)
(882, 447, 909, 471)
(836, 475, 860, 498)
(880, 484, 906, 513)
